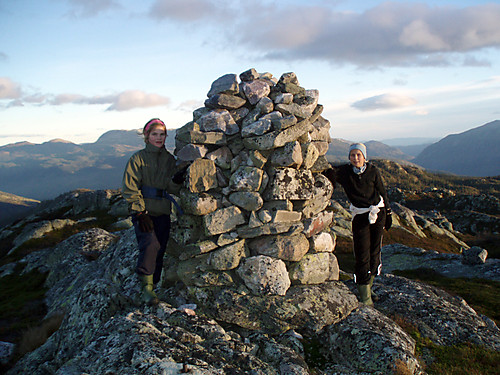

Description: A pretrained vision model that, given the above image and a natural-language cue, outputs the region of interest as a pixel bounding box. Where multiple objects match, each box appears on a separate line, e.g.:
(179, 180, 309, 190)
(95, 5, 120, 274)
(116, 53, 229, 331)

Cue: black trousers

(132, 214, 171, 284)
(351, 209, 386, 285)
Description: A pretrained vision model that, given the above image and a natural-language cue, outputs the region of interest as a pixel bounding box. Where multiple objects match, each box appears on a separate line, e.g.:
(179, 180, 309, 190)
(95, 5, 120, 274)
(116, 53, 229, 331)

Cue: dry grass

(393, 358, 414, 375)
(17, 312, 64, 357)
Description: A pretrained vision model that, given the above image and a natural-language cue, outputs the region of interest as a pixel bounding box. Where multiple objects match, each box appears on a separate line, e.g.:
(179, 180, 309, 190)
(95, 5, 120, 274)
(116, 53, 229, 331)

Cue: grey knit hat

(349, 143, 367, 160)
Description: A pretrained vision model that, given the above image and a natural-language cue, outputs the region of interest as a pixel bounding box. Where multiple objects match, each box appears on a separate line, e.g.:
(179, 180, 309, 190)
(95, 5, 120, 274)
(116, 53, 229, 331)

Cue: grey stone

(310, 231, 335, 253)
(176, 143, 208, 161)
(323, 306, 421, 374)
(209, 239, 248, 270)
(462, 246, 488, 265)
(301, 173, 334, 218)
(205, 93, 246, 109)
(256, 96, 274, 114)
(264, 168, 314, 200)
(289, 252, 338, 285)
(270, 141, 303, 168)
(242, 80, 271, 105)
(301, 142, 320, 169)
(303, 210, 334, 238)
(207, 73, 239, 97)
(274, 119, 313, 148)
(241, 118, 272, 138)
(198, 109, 237, 134)
(229, 191, 264, 212)
(229, 166, 264, 192)
(203, 205, 246, 236)
(187, 158, 218, 193)
(239, 68, 259, 82)
(249, 233, 309, 261)
(237, 255, 291, 296)
(179, 190, 219, 216)
(206, 146, 233, 169)
(238, 222, 304, 239)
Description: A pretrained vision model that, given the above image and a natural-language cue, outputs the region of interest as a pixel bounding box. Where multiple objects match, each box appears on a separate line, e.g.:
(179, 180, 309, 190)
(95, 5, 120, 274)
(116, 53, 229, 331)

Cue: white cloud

(149, 0, 220, 21)
(0, 77, 22, 99)
(106, 90, 171, 111)
(65, 0, 121, 17)
(0, 80, 171, 112)
(149, 1, 500, 67)
(351, 93, 417, 111)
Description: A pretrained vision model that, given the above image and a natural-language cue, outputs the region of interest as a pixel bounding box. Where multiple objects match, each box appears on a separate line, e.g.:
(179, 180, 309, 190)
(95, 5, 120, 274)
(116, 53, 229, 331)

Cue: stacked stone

(167, 68, 337, 296)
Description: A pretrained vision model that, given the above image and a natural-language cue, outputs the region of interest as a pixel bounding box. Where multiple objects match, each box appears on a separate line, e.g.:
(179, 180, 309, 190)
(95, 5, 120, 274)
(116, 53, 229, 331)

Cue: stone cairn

(167, 68, 337, 296)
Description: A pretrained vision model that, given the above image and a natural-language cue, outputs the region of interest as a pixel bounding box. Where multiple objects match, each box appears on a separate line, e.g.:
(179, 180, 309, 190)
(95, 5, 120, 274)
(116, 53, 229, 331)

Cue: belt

(141, 185, 183, 215)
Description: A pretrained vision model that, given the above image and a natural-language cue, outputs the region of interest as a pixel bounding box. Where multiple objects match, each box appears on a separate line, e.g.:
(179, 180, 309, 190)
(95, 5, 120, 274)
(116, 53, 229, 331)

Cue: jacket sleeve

(322, 165, 338, 188)
(122, 153, 145, 214)
(164, 152, 183, 196)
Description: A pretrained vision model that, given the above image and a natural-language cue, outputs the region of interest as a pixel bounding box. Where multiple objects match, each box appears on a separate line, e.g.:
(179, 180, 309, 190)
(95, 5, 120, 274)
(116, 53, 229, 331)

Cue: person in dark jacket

(323, 143, 392, 306)
(122, 118, 185, 305)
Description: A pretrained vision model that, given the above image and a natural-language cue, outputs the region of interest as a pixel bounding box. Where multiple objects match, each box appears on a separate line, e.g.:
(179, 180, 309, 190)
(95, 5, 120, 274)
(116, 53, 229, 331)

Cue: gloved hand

(135, 211, 154, 232)
(172, 165, 189, 185)
(385, 208, 392, 230)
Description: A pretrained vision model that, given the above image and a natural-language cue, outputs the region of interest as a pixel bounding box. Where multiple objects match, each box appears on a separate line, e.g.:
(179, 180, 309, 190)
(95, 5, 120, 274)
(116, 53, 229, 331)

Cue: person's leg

(152, 215, 171, 285)
(133, 216, 161, 276)
(352, 213, 371, 285)
(132, 216, 161, 304)
(367, 209, 386, 302)
(369, 209, 386, 278)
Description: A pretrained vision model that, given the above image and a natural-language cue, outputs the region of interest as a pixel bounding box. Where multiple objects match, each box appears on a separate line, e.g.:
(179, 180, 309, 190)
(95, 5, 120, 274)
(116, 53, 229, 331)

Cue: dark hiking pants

(351, 209, 386, 285)
(132, 214, 171, 284)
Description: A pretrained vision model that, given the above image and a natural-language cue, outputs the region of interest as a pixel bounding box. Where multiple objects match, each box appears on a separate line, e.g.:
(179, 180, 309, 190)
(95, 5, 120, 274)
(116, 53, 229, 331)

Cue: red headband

(144, 118, 165, 133)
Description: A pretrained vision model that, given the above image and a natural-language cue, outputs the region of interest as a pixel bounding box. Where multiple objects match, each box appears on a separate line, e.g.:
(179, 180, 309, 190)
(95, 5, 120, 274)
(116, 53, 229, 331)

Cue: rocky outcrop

(4, 225, 499, 374)
(382, 243, 500, 281)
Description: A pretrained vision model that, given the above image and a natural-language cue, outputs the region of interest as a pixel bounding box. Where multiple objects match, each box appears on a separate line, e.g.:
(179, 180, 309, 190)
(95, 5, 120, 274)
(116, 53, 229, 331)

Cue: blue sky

(1, 0, 500, 146)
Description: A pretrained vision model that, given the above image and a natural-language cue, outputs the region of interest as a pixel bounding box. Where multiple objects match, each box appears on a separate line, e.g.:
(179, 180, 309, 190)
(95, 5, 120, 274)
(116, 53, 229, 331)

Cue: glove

(385, 208, 392, 230)
(172, 165, 189, 185)
(135, 211, 154, 232)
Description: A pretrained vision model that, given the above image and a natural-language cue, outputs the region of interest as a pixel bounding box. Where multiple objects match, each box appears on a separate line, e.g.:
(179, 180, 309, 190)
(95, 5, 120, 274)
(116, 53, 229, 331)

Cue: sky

(1, 0, 500, 147)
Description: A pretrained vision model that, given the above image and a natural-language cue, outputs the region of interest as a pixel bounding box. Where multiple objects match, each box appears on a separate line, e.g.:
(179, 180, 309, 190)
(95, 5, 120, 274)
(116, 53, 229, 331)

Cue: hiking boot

(368, 275, 379, 302)
(357, 284, 374, 306)
(140, 274, 159, 306)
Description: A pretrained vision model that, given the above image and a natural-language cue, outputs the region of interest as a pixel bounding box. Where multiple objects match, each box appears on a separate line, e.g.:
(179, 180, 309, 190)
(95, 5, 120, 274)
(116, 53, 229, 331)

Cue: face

(349, 149, 365, 168)
(147, 126, 167, 147)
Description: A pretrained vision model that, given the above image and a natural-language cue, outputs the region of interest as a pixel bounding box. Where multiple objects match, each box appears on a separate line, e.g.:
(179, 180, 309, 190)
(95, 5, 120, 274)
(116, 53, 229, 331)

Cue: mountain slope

(413, 120, 500, 177)
(0, 191, 40, 227)
(325, 139, 413, 163)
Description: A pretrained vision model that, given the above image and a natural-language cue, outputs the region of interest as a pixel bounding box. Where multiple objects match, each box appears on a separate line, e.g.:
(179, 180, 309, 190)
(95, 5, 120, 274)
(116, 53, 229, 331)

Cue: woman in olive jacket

(323, 143, 392, 306)
(122, 118, 184, 305)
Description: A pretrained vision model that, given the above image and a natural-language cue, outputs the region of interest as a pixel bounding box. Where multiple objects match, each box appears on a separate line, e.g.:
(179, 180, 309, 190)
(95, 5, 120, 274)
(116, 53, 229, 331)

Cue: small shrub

(426, 342, 500, 375)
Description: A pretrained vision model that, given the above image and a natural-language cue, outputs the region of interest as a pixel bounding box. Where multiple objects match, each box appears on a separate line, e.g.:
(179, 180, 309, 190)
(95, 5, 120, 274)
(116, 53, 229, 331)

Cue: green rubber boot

(140, 274, 159, 306)
(368, 275, 378, 302)
(358, 284, 374, 306)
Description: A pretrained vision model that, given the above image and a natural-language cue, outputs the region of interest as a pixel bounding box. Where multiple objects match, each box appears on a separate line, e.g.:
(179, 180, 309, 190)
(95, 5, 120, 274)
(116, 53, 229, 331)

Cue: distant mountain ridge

(1, 120, 498, 201)
(325, 139, 414, 163)
(0, 129, 176, 200)
(413, 120, 500, 177)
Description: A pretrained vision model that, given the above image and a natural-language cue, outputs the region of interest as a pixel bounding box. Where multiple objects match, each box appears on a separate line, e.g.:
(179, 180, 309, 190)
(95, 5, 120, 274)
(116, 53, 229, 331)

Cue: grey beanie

(349, 143, 367, 160)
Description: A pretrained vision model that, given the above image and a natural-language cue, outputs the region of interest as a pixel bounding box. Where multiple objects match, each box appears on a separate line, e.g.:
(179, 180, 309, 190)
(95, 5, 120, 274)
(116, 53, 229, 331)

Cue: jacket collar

(145, 143, 163, 153)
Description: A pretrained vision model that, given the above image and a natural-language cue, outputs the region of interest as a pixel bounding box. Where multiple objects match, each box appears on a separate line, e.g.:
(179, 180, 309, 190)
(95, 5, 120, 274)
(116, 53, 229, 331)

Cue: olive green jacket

(122, 143, 181, 216)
